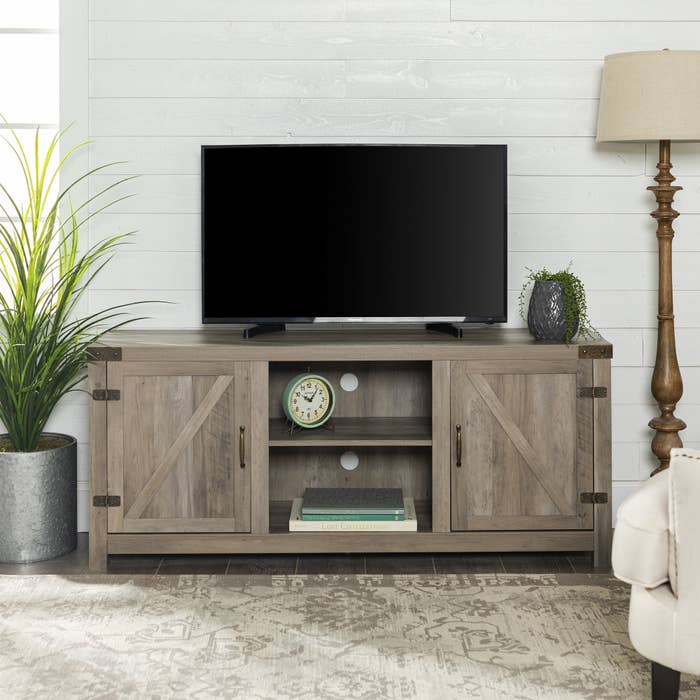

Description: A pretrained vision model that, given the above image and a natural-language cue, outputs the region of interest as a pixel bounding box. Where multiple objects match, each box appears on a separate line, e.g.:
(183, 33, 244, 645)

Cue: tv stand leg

(426, 323, 463, 339)
(242, 324, 286, 339)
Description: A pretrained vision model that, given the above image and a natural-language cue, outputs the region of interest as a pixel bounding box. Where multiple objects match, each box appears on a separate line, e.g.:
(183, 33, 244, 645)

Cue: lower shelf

(106, 530, 595, 556)
(269, 499, 432, 534)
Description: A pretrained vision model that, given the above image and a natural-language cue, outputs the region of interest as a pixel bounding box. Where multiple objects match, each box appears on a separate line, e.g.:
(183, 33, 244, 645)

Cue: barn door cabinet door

(450, 359, 594, 531)
(106, 362, 251, 533)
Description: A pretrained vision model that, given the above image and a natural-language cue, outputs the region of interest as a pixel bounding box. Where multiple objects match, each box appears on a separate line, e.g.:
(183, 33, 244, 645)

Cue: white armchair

(612, 448, 700, 699)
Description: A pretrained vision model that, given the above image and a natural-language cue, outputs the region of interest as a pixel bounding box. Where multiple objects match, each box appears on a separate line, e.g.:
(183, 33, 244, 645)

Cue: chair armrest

(612, 470, 669, 588)
(669, 448, 700, 600)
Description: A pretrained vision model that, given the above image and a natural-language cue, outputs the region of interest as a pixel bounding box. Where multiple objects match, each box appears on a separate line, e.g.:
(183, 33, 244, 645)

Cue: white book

(289, 497, 418, 532)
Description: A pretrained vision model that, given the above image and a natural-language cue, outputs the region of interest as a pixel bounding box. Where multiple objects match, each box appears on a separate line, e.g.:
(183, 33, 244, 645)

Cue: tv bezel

(201, 143, 507, 325)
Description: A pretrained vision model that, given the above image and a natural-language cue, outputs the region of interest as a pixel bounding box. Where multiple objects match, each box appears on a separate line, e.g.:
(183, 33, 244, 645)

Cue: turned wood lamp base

(596, 50, 700, 476)
(648, 140, 686, 475)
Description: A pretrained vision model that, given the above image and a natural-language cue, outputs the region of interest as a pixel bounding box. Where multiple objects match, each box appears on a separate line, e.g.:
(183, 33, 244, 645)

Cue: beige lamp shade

(597, 50, 700, 142)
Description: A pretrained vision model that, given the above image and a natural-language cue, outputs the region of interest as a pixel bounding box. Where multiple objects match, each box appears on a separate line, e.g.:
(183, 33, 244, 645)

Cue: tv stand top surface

(93, 328, 612, 363)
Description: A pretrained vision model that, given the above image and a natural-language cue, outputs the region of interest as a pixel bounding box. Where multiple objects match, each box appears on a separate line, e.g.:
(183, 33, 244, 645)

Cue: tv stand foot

(242, 324, 286, 339)
(426, 323, 463, 339)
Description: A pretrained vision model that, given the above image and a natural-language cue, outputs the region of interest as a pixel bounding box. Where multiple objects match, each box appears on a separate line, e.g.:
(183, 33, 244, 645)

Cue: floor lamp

(597, 50, 700, 474)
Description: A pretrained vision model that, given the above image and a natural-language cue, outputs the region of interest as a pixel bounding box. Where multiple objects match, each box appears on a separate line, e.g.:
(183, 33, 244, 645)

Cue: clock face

(288, 377, 332, 426)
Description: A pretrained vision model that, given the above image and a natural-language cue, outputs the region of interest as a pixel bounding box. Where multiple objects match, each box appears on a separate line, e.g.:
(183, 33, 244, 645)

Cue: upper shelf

(268, 416, 432, 447)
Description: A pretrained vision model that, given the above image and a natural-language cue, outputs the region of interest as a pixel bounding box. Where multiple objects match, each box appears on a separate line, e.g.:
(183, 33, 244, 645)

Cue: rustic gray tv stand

(87, 328, 612, 571)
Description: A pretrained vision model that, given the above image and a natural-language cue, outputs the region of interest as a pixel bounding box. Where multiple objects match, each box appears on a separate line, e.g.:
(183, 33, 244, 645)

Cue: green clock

(283, 373, 335, 429)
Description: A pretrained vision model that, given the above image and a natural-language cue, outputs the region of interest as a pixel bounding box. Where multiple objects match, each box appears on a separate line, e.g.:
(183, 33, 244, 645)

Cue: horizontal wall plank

(92, 211, 695, 255)
(506, 290, 649, 329)
(643, 328, 700, 368)
(646, 142, 700, 177)
(597, 328, 643, 367)
(88, 289, 202, 328)
(89, 59, 604, 99)
(92, 211, 700, 255)
(612, 442, 641, 481)
(89, 136, 644, 176)
(613, 404, 700, 443)
(511, 251, 700, 292)
(90, 287, 692, 333)
(612, 367, 655, 406)
(89, 175, 200, 213)
(89, 60, 346, 98)
(90, 247, 700, 293)
(612, 368, 700, 406)
(92, 252, 200, 290)
(451, 0, 700, 21)
(89, 213, 200, 251)
(345, 59, 602, 98)
(89, 0, 450, 22)
(89, 21, 700, 61)
(90, 287, 695, 332)
(89, 173, 700, 215)
(584, 291, 700, 329)
(89, 97, 597, 137)
(510, 252, 666, 292)
(510, 176, 700, 214)
(511, 214, 700, 252)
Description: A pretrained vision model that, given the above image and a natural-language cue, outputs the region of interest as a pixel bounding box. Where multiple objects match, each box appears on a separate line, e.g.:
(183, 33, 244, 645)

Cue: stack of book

(289, 487, 417, 532)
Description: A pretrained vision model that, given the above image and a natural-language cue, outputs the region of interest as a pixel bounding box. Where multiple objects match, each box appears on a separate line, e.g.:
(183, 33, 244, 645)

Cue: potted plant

(519, 265, 596, 343)
(0, 126, 138, 563)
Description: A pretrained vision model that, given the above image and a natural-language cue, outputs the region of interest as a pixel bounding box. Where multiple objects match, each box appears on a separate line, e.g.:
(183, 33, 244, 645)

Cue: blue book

(301, 487, 405, 515)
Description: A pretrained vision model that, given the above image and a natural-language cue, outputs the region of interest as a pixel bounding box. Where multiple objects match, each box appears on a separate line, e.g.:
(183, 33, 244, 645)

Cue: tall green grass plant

(0, 126, 140, 451)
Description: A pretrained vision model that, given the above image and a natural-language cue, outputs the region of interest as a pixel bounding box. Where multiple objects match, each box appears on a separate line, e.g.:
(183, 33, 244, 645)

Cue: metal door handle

(456, 424, 462, 467)
(239, 426, 246, 468)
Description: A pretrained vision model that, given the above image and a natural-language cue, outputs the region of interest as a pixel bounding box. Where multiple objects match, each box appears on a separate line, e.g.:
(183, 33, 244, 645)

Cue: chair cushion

(629, 583, 700, 675)
(612, 470, 670, 589)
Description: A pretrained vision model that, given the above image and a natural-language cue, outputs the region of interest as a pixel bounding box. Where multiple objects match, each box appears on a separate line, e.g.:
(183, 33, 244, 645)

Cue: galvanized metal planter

(527, 280, 579, 343)
(0, 433, 77, 564)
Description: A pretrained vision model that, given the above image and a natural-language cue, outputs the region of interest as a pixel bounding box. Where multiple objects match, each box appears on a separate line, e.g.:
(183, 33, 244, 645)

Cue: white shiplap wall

(59, 0, 700, 529)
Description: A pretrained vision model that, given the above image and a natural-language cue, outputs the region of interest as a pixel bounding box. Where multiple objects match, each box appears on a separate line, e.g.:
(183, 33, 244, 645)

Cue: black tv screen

(202, 144, 507, 324)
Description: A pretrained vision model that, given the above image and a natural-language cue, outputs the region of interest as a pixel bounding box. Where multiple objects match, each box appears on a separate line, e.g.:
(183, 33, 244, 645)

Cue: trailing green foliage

(518, 264, 597, 344)
(0, 125, 142, 451)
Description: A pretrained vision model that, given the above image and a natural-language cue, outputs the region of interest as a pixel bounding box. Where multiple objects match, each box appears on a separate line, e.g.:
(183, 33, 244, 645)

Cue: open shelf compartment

(268, 445, 433, 534)
(267, 360, 434, 534)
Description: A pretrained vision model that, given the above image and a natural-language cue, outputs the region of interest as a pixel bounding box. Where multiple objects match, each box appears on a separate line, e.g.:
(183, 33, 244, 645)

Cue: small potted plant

(519, 265, 596, 343)
(0, 126, 139, 563)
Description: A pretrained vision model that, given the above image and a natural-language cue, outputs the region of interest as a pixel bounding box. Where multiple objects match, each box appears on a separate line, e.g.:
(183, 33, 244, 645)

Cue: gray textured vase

(527, 280, 579, 342)
(0, 433, 77, 563)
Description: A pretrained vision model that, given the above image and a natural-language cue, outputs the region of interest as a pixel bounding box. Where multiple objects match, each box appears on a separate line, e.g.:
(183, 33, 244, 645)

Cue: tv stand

(245, 322, 469, 339)
(426, 322, 464, 338)
(242, 323, 286, 339)
(87, 328, 612, 572)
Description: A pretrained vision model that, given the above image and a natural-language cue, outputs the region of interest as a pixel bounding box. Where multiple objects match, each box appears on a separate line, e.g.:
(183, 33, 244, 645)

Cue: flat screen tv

(202, 144, 507, 328)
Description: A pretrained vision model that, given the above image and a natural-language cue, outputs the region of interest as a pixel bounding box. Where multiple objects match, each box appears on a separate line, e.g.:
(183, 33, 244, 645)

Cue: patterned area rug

(0, 573, 698, 699)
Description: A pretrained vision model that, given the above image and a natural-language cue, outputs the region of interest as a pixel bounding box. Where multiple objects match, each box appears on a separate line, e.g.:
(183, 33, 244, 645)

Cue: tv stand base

(242, 324, 286, 339)
(86, 329, 613, 572)
(426, 322, 464, 338)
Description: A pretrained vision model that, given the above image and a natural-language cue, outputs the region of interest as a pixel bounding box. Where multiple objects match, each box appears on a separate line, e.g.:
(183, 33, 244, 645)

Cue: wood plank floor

(0, 534, 610, 575)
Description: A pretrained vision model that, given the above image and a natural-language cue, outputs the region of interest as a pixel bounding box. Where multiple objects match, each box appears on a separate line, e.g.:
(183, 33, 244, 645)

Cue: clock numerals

(289, 377, 331, 425)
